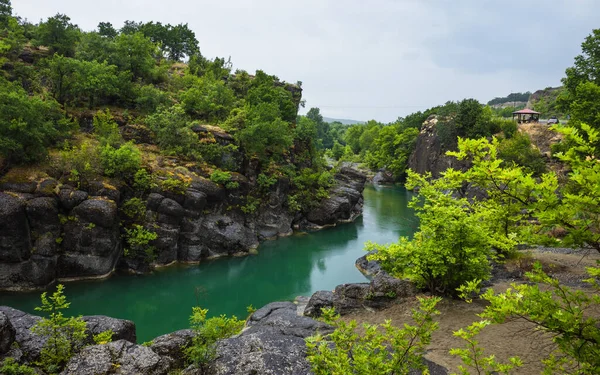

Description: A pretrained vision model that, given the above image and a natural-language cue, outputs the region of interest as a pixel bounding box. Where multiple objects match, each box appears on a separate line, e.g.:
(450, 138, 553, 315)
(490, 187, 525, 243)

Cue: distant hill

(487, 92, 532, 107)
(527, 87, 566, 118)
(323, 117, 365, 125)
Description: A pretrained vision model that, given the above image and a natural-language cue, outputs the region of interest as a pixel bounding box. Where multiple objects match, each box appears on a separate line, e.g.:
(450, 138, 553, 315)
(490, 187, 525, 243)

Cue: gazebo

(512, 108, 540, 123)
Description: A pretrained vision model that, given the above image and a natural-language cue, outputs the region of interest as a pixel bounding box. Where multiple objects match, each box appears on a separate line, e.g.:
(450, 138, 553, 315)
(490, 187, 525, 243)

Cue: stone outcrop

(0, 311, 15, 354)
(214, 302, 333, 375)
(0, 165, 366, 290)
(407, 115, 469, 179)
(305, 263, 417, 317)
(302, 167, 366, 228)
(61, 340, 168, 375)
(82, 315, 137, 344)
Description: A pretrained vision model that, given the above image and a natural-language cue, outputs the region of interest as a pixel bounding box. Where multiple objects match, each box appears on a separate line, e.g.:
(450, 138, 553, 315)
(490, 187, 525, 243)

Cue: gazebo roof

(512, 108, 540, 115)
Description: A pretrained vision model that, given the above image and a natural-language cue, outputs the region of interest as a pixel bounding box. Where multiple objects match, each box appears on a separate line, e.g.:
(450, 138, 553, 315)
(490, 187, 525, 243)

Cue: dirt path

(343, 248, 600, 374)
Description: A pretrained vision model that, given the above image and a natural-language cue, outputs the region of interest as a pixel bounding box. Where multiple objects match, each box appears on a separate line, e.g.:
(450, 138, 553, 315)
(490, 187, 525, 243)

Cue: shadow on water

(0, 184, 416, 342)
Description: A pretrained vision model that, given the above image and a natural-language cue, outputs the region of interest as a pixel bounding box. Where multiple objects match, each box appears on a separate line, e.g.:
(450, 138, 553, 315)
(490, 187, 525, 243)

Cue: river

(0, 184, 416, 342)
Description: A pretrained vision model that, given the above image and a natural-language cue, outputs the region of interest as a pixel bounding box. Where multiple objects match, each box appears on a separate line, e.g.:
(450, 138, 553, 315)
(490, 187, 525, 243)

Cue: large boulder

(0, 311, 16, 354)
(71, 198, 117, 228)
(179, 214, 258, 260)
(0, 307, 45, 362)
(149, 329, 194, 370)
(303, 291, 334, 318)
(61, 340, 168, 375)
(304, 167, 366, 227)
(82, 315, 136, 344)
(59, 198, 120, 279)
(0, 193, 31, 263)
(214, 302, 333, 375)
(355, 251, 382, 277)
(57, 187, 88, 211)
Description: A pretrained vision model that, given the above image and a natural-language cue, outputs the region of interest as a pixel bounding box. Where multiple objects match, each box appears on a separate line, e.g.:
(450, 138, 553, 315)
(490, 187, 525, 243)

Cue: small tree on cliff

(31, 284, 86, 373)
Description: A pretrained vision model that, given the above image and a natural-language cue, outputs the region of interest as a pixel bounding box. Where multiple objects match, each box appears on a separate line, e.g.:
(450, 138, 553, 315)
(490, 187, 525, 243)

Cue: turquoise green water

(0, 185, 416, 342)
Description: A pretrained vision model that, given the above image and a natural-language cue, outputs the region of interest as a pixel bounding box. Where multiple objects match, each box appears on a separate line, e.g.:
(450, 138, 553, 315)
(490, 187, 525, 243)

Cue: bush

(31, 284, 87, 373)
(124, 224, 157, 260)
(135, 84, 172, 113)
(100, 142, 141, 178)
(122, 197, 146, 221)
(93, 109, 121, 147)
(56, 140, 102, 187)
(184, 307, 244, 371)
(0, 78, 74, 164)
(145, 105, 199, 158)
(367, 170, 496, 296)
(133, 168, 155, 192)
(160, 175, 190, 195)
(93, 330, 114, 345)
(210, 169, 238, 189)
(0, 358, 36, 375)
(306, 297, 441, 375)
(497, 133, 546, 176)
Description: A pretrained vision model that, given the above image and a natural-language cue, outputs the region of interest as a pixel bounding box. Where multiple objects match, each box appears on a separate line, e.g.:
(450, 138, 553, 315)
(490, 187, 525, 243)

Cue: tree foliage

(306, 297, 441, 375)
(31, 284, 87, 373)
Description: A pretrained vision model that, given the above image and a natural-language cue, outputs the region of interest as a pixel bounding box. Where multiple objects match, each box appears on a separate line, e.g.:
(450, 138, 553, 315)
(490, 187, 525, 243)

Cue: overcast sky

(12, 0, 600, 122)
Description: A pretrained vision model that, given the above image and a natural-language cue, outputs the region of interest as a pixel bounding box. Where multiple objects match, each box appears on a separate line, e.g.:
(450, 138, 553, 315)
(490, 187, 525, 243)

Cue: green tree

(184, 307, 244, 372)
(0, 0, 11, 28)
(113, 32, 158, 82)
(180, 76, 236, 122)
(145, 105, 199, 158)
(0, 78, 73, 164)
(31, 284, 87, 373)
(97, 21, 117, 38)
(35, 13, 81, 57)
(306, 297, 441, 375)
(237, 102, 293, 162)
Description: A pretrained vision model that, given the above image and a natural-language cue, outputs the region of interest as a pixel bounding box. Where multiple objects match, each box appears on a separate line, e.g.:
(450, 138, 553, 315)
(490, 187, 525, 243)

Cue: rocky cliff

(0, 167, 366, 292)
(407, 116, 469, 179)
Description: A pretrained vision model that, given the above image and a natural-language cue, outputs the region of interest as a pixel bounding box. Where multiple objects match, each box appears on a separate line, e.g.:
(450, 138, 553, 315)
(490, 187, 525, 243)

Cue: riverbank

(344, 247, 600, 374)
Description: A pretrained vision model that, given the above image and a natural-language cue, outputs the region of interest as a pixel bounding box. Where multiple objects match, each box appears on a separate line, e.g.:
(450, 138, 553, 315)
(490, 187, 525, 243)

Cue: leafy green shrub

(56, 140, 102, 187)
(210, 169, 238, 189)
(133, 169, 155, 192)
(290, 168, 333, 211)
(306, 297, 441, 375)
(135, 84, 172, 113)
(100, 142, 142, 178)
(184, 307, 244, 371)
(31, 284, 87, 374)
(0, 78, 75, 164)
(124, 224, 157, 260)
(160, 176, 191, 195)
(93, 109, 121, 147)
(145, 105, 199, 158)
(241, 195, 260, 214)
(497, 133, 546, 176)
(0, 358, 36, 375)
(179, 77, 236, 122)
(93, 330, 114, 345)
(122, 197, 146, 222)
(256, 173, 277, 192)
(490, 117, 517, 138)
(367, 169, 498, 296)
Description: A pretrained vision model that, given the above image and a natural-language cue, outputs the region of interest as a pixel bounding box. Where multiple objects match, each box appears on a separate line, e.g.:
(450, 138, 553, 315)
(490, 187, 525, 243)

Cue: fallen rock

(214, 302, 332, 375)
(61, 339, 168, 375)
(355, 250, 382, 277)
(82, 315, 136, 344)
(303, 291, 334, 318)
(0, 306, 45, 362)
(149, 329, 194, 370)
(0, 311, 16, 354)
